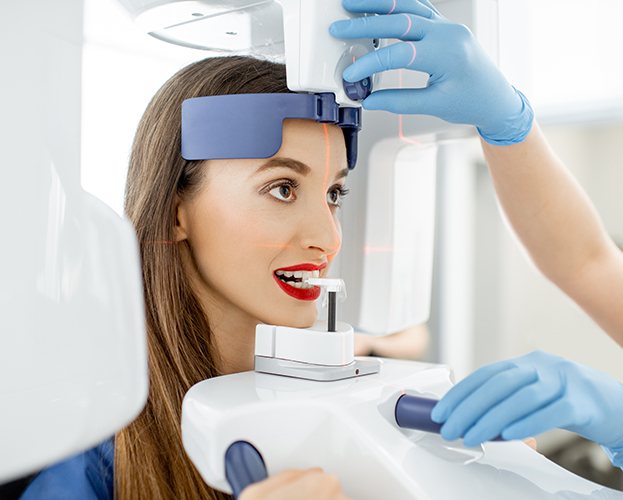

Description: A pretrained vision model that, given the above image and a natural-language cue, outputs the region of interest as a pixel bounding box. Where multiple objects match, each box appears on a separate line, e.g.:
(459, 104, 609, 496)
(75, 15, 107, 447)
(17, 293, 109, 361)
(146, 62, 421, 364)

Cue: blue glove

(430, 351, 623, 469)
(329, 0, 534, 145)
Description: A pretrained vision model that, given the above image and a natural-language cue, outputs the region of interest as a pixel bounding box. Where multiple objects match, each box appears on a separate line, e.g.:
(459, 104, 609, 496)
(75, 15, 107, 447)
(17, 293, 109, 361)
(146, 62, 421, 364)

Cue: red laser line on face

(322, 123, 331, 190)
(322, 123, 342, 257)
(252, 126, 342, 257)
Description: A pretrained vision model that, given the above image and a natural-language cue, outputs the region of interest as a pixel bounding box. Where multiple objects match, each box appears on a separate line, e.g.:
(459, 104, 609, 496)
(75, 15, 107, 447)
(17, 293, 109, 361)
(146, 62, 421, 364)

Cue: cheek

(206, 209, 270, 262)
(228, 208, 295, 252)
(191, 202, 319, 326)
(332, 217, 343, 256)
(191, 198, 297, 283)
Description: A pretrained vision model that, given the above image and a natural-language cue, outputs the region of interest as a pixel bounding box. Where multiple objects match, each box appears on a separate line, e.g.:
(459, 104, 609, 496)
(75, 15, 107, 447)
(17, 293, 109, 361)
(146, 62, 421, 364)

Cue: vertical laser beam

(322, 123, 331, 189)
(322, 123, 342, 256)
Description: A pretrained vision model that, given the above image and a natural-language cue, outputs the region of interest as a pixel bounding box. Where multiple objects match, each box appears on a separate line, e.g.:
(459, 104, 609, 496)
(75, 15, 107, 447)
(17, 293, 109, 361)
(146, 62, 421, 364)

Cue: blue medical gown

(20, 439, 114, 500)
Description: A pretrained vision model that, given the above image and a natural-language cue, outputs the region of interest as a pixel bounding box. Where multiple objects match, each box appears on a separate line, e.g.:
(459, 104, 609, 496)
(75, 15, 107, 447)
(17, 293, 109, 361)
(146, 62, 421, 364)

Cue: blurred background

(81, 0, 623, 489)
(428, 0, 623, 487)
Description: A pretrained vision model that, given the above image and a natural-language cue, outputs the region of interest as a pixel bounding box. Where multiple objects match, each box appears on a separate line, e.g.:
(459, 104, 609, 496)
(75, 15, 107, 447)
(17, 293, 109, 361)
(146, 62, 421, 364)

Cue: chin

(265, 306, 317, 329)
(285, 315, 316, 329)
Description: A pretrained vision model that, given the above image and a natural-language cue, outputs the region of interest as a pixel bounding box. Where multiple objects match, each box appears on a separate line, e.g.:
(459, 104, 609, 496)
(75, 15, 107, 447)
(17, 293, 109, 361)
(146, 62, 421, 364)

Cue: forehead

(199, 118, 348, 184)
(278, 119, 347, 169)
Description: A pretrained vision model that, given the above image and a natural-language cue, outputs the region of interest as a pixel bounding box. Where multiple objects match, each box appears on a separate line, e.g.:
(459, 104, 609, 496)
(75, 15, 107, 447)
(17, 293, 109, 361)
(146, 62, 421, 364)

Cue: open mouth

(272, 263, 326, 301)
(274, 269, 320, 289)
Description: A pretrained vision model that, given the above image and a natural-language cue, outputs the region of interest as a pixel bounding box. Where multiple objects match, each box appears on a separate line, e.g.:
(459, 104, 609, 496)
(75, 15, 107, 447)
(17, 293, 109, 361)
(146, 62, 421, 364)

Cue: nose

(298, 197, 342, 256)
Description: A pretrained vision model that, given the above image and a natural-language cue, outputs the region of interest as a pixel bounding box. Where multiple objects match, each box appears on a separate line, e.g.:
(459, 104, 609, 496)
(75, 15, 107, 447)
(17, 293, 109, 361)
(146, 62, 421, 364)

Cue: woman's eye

(268, 183, 297, 203)
(327, 185, 349, 207)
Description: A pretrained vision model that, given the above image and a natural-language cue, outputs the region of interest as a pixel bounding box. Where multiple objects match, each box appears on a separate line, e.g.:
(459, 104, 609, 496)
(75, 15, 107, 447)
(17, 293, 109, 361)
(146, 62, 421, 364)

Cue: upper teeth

(275, 269, 320, 280)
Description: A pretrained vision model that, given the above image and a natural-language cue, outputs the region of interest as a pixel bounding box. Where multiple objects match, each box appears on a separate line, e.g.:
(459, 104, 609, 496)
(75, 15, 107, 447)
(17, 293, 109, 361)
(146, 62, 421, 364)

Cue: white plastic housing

(0, 0, 148, 483)
(182, 358, 622, 499)
(116, 0, 376, 105)
(305, 278, 345, 293)
(358, 143, 437, 334)
(255, 322, 354, 366)
(129, 1, 285, 53)
(278, 0, 377, 105)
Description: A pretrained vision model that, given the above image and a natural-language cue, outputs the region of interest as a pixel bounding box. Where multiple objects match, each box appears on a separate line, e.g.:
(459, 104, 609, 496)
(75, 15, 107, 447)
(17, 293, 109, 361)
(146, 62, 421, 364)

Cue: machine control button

(343, 76, 373, 101)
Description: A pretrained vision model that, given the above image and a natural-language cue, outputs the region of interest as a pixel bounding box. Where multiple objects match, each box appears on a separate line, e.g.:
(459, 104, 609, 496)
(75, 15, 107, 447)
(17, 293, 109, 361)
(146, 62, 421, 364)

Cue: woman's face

(177, 119, 348, 331)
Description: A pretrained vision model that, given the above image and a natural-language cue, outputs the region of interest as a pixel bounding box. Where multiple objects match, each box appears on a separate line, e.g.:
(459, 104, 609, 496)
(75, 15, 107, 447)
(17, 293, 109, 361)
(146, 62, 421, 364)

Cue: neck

(207, 302, 258, 375)
(181, 247, 258, 375)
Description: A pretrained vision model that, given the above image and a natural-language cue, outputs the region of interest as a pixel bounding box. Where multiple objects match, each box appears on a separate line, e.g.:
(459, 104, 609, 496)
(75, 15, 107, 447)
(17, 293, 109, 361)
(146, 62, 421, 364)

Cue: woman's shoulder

(20, 438, 114, 500)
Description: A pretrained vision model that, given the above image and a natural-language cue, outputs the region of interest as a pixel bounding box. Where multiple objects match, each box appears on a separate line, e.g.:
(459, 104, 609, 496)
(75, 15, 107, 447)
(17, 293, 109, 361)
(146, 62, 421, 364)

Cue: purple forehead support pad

(181, 93, 362, 170)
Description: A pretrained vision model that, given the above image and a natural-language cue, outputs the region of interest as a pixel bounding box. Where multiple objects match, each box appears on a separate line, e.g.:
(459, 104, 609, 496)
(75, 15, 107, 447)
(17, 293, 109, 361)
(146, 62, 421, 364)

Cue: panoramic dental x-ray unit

(3, 0, 623, 498)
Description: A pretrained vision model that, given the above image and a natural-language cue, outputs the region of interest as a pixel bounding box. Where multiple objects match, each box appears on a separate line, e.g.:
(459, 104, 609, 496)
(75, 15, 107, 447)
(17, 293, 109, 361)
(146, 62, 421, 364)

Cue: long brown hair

(119, 56, 291, 500)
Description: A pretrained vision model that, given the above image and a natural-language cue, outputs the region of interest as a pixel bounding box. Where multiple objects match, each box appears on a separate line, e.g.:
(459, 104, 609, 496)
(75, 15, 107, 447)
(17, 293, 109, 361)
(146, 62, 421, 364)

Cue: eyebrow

(255, 157, 349, 181)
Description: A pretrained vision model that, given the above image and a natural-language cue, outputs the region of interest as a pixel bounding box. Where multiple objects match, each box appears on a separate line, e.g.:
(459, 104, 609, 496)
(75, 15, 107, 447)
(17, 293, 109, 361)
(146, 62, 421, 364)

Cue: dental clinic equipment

(305, 278, 344, 332)
(254, 279, 380, 381)
(181, 276, 623, 499)
(395, 394, 504, 441)
(182, 93, 361, 169)
(0, 0, 148, 484)
(117, 0, 377, 106)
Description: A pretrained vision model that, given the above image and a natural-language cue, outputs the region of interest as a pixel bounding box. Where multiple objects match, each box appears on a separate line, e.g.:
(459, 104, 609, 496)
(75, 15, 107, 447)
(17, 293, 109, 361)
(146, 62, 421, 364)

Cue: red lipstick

(275, 263, 327, 272)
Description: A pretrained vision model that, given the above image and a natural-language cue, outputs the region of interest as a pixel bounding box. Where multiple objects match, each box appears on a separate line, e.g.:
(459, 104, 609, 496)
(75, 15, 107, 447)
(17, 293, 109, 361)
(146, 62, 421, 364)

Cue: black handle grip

(395, 394, 504, 441)
(225, 441, 268, 500)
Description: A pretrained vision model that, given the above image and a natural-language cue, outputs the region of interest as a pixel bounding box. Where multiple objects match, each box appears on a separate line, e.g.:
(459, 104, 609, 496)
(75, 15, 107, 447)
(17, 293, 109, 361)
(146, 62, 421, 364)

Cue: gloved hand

(430, 351, 623, 469)
(329, 0, 534, 145)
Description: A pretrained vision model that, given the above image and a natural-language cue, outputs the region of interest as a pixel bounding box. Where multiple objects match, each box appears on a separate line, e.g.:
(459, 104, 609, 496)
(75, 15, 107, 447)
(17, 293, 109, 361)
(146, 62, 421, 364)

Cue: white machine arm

(0, 0, 148, 483)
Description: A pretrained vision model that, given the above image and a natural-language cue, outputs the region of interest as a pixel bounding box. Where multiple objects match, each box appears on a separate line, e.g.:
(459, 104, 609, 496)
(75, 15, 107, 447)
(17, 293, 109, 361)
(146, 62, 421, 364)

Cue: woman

(22, 56, 349, 499)
(330, 0, 623, 467)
